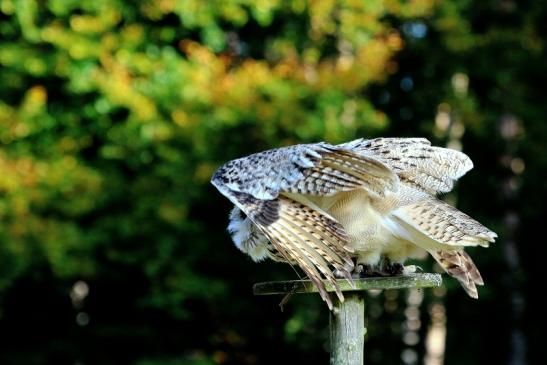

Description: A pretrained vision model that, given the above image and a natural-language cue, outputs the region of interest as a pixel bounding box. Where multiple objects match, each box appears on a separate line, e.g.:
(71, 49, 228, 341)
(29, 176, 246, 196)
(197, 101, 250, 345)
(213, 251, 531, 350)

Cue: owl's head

(227, 206, 270, 262)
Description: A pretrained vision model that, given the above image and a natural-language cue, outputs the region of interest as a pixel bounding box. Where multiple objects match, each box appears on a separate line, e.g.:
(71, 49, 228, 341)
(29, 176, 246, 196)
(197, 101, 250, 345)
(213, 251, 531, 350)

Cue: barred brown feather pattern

(397, 198, 497, 246)
(342, 137, 473, 194)
(211, 142, 398, 201)
(229, 192, 354, 308)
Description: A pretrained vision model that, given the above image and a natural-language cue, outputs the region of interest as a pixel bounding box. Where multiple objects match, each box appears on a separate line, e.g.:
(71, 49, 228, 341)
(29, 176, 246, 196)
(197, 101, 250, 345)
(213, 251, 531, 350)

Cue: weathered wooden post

(329, 292, 365, 365)
(253, 273, 442, 365)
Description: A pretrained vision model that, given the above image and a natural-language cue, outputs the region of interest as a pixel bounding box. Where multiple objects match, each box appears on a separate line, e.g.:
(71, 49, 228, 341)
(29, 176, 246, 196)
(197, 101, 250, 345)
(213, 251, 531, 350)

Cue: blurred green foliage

(0, 0, 545, 364)
(0, 0, 434, 317)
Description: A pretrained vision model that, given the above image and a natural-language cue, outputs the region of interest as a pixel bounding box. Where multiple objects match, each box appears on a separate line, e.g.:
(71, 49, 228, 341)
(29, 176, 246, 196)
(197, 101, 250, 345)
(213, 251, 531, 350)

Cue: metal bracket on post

(253, 273, 442, 365)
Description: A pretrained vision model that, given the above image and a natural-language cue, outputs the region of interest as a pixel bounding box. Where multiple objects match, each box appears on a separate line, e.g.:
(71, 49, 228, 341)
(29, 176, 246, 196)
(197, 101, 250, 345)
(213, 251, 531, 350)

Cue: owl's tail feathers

(430, 250, 483, 299)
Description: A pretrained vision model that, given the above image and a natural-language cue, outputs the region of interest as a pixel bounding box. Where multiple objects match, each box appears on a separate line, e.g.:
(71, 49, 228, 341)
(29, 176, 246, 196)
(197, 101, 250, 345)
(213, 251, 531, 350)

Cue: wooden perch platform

(253, 273, 442, 296)
(253, 273, 442, 365)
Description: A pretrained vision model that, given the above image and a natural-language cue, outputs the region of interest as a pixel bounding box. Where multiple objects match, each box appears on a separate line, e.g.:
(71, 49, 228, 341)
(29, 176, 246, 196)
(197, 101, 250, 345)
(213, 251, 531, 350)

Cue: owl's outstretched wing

(344, 138, 496, 298)
(212, 143, 398, 200)
(342, 137, 473, 194)
(390, 197, 497, 248)
(211, 143, 399, 308)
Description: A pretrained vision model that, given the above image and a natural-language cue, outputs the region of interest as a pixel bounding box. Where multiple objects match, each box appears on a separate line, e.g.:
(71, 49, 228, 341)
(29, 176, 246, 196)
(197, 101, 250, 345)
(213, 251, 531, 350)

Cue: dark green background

(0, 1, 543, 364)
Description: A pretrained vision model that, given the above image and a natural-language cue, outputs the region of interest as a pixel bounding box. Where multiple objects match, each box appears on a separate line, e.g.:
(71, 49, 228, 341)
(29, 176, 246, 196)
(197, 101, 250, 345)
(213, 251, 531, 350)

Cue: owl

(211, 138, 496, 309)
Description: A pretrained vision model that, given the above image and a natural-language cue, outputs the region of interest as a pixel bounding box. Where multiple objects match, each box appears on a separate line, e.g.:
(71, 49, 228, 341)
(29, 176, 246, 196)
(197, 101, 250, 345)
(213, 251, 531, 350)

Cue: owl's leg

(381, 258, 405, 276)
(355, 252, 385, 278)
(358, 259, 403, 277)
(380, 243, 426, 275)
(360, 264, 382, 277)
(334, 252, 410, 278)
(381, 257, 423, 276)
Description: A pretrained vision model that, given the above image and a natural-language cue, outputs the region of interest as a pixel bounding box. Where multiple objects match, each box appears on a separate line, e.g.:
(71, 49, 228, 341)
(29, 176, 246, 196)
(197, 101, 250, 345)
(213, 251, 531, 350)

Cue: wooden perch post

(253, 273, 442, 365)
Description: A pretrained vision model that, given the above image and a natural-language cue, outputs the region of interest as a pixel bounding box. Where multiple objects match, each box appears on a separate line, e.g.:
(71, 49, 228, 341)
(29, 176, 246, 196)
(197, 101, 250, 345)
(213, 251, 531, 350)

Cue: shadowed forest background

(0, 0, 545, 364)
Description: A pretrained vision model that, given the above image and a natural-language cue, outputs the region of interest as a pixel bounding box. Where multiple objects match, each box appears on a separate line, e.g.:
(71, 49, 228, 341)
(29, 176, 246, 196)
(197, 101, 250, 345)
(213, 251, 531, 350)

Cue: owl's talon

(348, 264, 364, 279)
(379, 258, 405, 276)
(403, 265, 423, 275)
(333, 269, 346, 279)
(387, 262, 404, 276)
(359, 264, 384, 278)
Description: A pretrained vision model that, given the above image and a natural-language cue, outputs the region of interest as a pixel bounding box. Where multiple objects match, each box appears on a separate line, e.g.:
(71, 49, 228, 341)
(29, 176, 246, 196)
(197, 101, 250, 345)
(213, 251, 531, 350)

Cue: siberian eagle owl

(211, 138, 496, 309)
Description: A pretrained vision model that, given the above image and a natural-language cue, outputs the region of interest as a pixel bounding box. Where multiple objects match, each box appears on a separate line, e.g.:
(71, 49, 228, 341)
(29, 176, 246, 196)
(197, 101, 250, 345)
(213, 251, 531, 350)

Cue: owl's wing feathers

(390, 198, 497, 249)
(211, 143, 399, 307)
(337, 139, 496, 248)
(229, 193, 353, 309)
(343, 137, 473, 194)
(307, 147, 399, 197)
(263, 198, 348, 308)
(212, 143, 398, 201)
